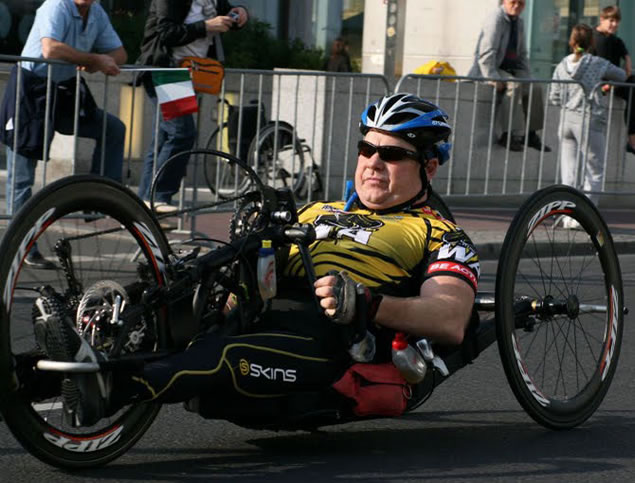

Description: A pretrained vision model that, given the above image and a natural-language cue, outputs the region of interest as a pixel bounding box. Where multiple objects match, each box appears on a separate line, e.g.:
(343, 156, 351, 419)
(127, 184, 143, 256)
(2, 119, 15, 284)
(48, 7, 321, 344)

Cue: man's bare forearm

(41, 38, 126, 75)
(374, 278, 474, 345)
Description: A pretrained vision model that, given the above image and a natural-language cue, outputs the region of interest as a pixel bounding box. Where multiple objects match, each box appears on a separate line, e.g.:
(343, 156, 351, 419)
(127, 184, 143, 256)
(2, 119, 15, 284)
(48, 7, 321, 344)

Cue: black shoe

(498, 132, 524, 152)
(527, 131, 552, 152)
(24, 251, 57, 270)
(33, 298, 107, 427)
(627, 143, 635, 155)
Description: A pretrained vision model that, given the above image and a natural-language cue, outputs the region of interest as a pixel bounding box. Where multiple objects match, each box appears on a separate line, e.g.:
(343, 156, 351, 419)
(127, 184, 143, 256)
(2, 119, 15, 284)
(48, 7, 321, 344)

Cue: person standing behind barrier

(135, 0, 248, 214)
(468, 0, 550, 152)
(0, 0, 127, 269)
(323, 37, 352, 73)
(592, 6, 635, 155)
(550, 24, 625, 220)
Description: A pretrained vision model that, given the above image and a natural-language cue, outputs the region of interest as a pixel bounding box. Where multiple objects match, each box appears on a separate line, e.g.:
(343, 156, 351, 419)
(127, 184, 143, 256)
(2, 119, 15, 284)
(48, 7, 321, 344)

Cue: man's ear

(425, 158, 439, 179)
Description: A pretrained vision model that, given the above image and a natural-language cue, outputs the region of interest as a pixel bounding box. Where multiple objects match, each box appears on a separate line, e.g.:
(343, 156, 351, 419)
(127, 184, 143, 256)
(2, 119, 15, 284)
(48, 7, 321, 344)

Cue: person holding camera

(136, 0, 248, 214)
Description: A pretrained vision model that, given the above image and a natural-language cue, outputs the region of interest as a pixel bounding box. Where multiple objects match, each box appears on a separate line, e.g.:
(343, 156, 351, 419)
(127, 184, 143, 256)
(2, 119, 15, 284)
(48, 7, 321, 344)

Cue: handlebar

(283, 224, 316, 245)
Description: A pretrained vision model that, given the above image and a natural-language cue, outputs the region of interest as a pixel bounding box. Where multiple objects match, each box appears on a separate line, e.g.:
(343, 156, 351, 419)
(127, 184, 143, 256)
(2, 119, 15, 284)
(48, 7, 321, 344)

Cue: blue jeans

(5, 108, 125, 215)
(137, 90, 195, 204)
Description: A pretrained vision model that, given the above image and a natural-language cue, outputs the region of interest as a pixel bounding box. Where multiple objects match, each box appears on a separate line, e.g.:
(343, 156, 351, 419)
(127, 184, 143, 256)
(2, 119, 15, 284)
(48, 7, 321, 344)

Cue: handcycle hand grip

(283, 224, 316, 245)
(271, 211, 293, 223)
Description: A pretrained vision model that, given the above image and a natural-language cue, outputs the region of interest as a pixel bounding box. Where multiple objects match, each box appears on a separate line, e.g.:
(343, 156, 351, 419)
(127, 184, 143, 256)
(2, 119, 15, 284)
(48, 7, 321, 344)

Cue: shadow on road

(66, 409, 635, 481)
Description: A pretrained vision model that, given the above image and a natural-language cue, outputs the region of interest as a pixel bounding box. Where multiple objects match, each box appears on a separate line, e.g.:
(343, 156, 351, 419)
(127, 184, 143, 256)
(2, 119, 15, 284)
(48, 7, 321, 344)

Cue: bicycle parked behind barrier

(203, 99, 323, 201)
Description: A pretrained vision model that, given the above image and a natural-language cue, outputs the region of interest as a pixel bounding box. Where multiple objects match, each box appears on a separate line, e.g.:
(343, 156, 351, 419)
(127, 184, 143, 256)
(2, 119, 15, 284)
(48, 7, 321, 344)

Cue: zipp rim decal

(132, 222, 167, 283)
(600, 285, 619, 381)
(43, 425, 124, 453)
(512, 333, 550, 407)
(527, 200, 576, 235)
(3, 207, 56, 310)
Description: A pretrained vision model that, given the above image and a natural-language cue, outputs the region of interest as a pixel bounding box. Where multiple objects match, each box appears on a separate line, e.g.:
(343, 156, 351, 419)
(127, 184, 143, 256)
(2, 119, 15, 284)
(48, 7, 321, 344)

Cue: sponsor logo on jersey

(314, 213, 384, 245)
(427, 261, 478, 289)
(437, 243, 477, 264)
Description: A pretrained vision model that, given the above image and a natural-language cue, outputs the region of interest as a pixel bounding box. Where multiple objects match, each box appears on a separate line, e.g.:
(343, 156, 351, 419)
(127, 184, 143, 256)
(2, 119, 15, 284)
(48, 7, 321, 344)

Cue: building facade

(361, 0, 634, 80)
(0, 0, 632, 79)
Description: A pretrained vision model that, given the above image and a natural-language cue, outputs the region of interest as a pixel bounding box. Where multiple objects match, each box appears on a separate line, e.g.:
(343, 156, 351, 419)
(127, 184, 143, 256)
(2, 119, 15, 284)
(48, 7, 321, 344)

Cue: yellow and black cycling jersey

(283, 201, 480, 297)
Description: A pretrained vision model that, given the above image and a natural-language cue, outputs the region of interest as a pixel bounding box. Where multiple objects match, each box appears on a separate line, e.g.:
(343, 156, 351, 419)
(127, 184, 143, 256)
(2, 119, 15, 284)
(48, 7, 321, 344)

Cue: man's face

(502, 0, 525, 17)
(74, 0, 95, 10)
(355, 130, 437, 210)
(598, 16, 620, 34)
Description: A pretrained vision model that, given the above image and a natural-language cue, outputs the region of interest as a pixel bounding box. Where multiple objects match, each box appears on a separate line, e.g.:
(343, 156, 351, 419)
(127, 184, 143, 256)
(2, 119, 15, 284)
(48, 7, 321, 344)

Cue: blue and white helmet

(360, 93, 452, 164)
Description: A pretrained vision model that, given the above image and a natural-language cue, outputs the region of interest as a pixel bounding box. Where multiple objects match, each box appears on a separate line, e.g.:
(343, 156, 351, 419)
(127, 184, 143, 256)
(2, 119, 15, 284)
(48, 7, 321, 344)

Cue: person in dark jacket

(136, 0, 248, 214)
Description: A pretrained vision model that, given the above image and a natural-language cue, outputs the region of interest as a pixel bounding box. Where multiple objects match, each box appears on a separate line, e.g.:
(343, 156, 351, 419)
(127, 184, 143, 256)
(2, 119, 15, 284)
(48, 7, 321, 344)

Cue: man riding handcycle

(0, 94, 624, 469)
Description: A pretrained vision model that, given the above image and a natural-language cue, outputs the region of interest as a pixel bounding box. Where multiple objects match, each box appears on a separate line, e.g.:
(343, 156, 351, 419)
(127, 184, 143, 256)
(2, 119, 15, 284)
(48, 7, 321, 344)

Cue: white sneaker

(144, 200, 179, 215)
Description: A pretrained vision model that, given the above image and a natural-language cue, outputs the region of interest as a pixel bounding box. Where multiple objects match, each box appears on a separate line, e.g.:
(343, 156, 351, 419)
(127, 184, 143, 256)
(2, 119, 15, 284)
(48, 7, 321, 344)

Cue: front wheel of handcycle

(0, 175, 172, 468)
(495, 185, 623, 429)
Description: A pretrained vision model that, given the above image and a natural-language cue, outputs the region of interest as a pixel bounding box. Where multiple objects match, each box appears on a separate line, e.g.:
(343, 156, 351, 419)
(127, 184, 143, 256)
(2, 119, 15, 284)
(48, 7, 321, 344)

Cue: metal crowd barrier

(395, 73, 635, 202)
(0, 54, 120, 218)
(1, 55, 634, 230)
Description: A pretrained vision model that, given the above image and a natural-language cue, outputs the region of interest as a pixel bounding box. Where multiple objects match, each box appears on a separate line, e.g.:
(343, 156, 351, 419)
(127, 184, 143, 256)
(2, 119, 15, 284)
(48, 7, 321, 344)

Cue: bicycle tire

(495, 185, 623, 429)
(246, 122, 305, 195)
(0, 175, 172, 468)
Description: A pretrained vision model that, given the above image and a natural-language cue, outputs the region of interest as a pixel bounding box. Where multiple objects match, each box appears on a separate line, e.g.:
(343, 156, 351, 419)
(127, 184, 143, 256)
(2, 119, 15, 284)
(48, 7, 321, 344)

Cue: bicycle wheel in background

(495, 185, 623, 429)
(246, 122, 305, 194)
(204, 124, 251, 199)
(0, 176, 171, 468)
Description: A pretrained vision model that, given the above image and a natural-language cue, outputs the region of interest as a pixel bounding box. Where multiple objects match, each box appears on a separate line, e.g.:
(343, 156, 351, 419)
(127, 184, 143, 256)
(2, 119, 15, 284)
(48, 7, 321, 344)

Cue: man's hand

(230, 7, 249, 28)
(205, 16, 235, 33)
(489, 81, 507, 92)
(314, 272, 357, 324)
(83, 54, 121, 76)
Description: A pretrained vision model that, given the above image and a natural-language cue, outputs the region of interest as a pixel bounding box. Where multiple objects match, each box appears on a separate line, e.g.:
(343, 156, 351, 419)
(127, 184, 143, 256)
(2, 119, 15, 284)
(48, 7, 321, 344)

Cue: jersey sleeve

(424, 225, 480, 294)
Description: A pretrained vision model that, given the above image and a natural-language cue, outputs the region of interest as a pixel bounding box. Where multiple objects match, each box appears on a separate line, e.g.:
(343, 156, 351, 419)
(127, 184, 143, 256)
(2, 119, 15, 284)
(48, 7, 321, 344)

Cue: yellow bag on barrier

(180, 56, 225, 95)
(414, 60, 457, 82)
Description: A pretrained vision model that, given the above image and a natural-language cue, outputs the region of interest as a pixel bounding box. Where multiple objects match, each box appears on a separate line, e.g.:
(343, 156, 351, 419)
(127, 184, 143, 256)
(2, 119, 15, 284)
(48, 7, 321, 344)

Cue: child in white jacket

(550, 23, 625, 212)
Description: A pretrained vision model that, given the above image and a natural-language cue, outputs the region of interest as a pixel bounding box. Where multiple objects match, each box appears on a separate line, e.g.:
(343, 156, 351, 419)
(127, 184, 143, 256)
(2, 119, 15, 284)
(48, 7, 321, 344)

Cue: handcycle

(0, 148, 624, 469)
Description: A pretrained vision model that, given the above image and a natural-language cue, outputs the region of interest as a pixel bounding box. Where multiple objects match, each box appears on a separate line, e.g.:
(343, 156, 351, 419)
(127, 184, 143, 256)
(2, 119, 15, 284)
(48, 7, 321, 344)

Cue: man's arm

(625, 54, 632, 78)
(41, 38, 122, 75)
(476, 14, 505, 79)
(373, 276, 475, 345)
(315, 274, 475, 346)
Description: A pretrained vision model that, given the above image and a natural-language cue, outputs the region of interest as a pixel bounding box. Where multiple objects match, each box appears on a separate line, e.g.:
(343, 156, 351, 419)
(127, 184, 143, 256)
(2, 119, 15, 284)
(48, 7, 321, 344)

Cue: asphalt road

(1, 255, 634, 482)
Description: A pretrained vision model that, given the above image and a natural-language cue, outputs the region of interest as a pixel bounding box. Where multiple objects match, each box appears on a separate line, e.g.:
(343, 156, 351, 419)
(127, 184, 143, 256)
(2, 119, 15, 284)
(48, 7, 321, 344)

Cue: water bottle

(391, 332, 427, 384)
(349, 330, 376, 362)
(257, 240, 277, 300)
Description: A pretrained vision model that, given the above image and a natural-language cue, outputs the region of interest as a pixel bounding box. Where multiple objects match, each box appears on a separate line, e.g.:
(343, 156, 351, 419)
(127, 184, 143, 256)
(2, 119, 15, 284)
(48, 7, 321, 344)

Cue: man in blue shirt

(3, 0, 127, 268)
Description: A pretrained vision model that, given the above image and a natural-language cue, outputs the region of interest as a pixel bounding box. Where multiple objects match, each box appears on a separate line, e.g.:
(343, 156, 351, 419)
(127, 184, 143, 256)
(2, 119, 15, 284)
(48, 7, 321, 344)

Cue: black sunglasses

(357, 140, 419, 162)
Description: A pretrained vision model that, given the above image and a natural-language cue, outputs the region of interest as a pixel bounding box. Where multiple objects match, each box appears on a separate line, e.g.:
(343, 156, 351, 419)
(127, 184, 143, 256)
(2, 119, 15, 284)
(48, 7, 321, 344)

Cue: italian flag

(152, 70, 198, 121)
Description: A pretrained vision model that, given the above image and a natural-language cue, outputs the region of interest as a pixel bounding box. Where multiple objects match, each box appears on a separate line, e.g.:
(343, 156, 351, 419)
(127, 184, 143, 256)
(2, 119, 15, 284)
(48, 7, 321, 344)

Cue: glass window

(528, 0, 618, 78)
(341, 0, 364, 71)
